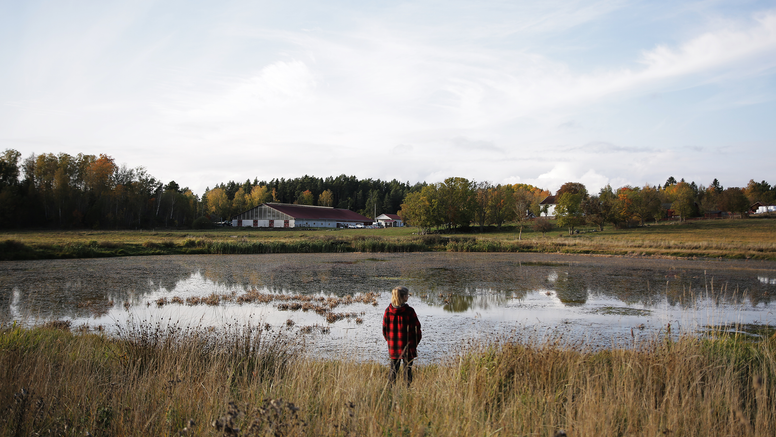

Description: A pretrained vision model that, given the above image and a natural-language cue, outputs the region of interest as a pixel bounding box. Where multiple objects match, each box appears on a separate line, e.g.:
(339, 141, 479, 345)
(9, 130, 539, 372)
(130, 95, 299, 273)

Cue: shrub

(192, 216, 214, 229)
(533, 217, 553, 235)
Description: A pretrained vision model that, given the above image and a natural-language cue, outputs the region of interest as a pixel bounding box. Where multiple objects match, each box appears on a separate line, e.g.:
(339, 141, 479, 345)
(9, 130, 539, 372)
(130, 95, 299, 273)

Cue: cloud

(450, 137, 503, 153)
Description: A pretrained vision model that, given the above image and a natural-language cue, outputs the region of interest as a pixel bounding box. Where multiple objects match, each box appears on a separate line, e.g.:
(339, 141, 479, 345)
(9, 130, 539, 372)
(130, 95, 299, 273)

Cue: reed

(2, 219, 776, 260)
(1, 323, 773, 436)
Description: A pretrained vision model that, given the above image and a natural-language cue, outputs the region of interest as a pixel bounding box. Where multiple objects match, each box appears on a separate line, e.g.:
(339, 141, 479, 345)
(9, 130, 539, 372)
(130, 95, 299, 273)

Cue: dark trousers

(389, 358, 413, 384)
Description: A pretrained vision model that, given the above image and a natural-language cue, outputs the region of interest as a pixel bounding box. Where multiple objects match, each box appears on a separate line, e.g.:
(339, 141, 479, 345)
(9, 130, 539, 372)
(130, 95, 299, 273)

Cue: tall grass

(1, 323, 773, 436)
(2, 219, 776, 260)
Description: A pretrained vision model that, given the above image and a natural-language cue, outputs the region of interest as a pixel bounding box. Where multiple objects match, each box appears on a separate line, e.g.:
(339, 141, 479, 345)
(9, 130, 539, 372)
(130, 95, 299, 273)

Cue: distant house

(752, 202, 776, 214)
(376, 213, 404, 227)
(231, 203, 372, 228)
(539, 196, 557, 218)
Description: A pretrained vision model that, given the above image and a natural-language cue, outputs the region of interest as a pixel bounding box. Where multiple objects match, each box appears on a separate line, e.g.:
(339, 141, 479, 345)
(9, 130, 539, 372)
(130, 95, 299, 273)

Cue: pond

(1, 253, 775, 362)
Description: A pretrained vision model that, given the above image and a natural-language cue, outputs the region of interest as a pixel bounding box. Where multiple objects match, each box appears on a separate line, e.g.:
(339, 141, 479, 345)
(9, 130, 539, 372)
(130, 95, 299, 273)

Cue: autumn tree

(630, 185, 663, 225)
(718, 187, 749, 216)
(670, 182, 696, 221)
(250, 185, 271, 207)
(206, 187, 231, 220)
(744, 180, 775, 204)
(398, 186, 440, 234)
(488, 185, 514, 229)
(556, 182, 588, 198)
(513, 188, 534, 240)
(318, 189, 334, 207)
(555, 183, 587, 235)
(581, 195, 606, 231)
(473, 181, 493, 232)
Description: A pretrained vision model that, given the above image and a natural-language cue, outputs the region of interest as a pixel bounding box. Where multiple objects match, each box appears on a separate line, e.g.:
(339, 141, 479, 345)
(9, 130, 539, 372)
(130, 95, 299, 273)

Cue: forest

(1, 149, 775, 230)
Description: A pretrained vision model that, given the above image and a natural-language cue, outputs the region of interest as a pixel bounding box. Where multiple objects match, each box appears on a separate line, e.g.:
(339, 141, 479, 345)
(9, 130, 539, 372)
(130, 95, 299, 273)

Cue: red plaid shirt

(382, 304, 422, 360)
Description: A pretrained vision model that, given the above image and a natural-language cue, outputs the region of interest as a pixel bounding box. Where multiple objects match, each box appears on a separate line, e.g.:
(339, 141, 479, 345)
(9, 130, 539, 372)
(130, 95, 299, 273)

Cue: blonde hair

(391, 286, 409, 307)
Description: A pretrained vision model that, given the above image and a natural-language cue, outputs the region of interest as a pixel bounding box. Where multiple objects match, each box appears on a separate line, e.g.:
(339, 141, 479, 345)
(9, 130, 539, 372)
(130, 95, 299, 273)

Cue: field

(2, 217, 776, 260)
(1, 322, 774, 436)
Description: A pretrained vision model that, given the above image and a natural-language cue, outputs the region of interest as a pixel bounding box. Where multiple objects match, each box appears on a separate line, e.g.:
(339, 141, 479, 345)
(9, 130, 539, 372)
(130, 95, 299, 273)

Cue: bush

(192, 216, 214, 229)
(533, 217, 553, 235)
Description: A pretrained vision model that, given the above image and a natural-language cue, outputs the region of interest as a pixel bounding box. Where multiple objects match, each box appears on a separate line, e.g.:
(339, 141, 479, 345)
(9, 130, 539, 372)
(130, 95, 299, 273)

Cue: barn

(231, 203, 372, 228)
(375, 213, 404, 227)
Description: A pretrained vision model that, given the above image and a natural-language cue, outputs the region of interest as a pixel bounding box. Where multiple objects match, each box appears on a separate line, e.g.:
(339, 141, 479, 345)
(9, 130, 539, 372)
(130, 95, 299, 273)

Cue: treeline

(203, 175, 423, 222)
(397, 177, 776, 235)
(2, 149, 775, 231)
(0, 150, 201, 229)
(398, 177, 550, 237)
(0, 149, 423, 229)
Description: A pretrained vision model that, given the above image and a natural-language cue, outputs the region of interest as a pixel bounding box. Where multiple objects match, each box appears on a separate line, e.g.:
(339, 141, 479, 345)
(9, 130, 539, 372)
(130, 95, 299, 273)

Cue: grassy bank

(1, 323, 774, 436)
(2, 218, 776, 260)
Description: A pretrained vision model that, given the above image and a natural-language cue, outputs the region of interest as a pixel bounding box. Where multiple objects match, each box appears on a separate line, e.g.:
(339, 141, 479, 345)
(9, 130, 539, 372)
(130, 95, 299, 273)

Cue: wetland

(2, 252, 774, 362)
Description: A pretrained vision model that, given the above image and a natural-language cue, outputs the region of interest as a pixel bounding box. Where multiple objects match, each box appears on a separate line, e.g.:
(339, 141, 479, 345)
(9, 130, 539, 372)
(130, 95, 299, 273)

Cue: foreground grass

(2, 217, 776, 260)
(1, 324, 774, 436)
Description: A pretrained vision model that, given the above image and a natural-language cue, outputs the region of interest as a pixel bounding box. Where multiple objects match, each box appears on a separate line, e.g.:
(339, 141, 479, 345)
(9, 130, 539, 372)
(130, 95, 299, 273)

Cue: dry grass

(1, 218, 776, 259)
(1, 322, 774, 436)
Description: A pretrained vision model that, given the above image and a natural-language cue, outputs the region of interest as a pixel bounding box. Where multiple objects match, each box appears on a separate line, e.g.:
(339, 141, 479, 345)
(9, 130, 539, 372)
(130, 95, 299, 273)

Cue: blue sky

(1, 0, 775, 196)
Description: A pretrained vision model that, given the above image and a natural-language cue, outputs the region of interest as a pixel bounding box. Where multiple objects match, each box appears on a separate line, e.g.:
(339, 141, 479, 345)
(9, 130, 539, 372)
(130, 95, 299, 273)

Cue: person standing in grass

(382, 286, 422, 385)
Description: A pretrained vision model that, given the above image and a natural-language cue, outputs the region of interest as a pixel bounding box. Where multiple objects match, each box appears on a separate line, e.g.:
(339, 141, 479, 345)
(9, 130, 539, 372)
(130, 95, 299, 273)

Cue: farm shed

(231, 203, 372, 228)
(375, 213, 404, 227)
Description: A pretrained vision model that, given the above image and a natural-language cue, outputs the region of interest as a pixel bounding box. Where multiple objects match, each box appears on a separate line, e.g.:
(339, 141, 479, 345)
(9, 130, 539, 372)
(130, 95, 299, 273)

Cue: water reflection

(1, 253, 774, 359)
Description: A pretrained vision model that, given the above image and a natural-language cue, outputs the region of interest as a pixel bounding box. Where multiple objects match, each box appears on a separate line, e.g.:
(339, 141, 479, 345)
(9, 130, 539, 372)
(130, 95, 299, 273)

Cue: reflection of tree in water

(0, 258, 195, 323)
(550, 270, 588, 306)
(437, 293, 510, 313)
(1, 255, 774, 324)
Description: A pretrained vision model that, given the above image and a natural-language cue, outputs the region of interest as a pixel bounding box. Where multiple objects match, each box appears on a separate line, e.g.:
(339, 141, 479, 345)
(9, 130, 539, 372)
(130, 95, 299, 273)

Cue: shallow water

(1, 253, 775, 362)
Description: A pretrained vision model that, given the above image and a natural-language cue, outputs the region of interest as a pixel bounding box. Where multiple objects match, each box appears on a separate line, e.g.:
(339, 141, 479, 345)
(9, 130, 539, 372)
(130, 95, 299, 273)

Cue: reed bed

(1, 322, 774, 436)
(2, 219, 776, 260)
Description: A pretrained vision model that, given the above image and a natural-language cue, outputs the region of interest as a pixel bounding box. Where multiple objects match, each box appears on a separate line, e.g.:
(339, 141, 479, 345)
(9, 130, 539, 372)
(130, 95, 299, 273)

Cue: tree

(206, 187, 231, 220)
(437, 177, 475, 230)
(598, 185, 619, 228)
(0, 149, 21, 188)
(473, 181, 492, 232)
(718, 187, 749, 216)
(297, 190, 314, 205)
(555, 192, 585, 235)
(512, 188, 533, 240)
(398, 186, 440, 234)
(581, 195, 606, 231)
(629, 185, 662, 226)
(488, 185, 514, 229)
(318, 189, 334, 207)
(671, 182, 696, 222)
(232, 187, 249, 213)
(249, 185, 271, 207)
(556, 182, 588, 198)
(744, 179, 775, 204)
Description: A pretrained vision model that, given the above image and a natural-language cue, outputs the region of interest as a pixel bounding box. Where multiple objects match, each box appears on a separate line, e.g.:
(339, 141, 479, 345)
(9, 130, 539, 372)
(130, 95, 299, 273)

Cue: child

(382, 286, 422, 384)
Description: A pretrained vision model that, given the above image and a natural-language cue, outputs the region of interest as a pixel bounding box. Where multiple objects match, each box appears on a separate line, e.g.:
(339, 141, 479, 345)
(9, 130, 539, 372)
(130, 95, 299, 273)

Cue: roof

(377, 213, 402, 221)
(539, 195, 557, 205)
(265, 203, 371, 222)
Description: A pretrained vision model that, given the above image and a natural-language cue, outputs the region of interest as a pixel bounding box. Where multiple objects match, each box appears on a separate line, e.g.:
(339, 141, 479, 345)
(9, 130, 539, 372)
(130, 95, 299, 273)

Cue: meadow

(1, 217, 775, 260)
(1, 322, 774, 436)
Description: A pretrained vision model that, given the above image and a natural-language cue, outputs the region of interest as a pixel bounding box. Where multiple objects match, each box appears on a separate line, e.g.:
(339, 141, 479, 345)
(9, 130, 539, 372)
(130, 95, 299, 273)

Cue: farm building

(231, 203, 372, 228)
(375, 213, 404, 227)
(754, 204, 776, 214)
(539, 195, 557, 217)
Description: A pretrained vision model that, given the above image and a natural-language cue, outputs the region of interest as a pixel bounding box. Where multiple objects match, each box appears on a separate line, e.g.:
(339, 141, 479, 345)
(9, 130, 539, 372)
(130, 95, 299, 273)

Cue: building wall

(232, 219, 294, 228)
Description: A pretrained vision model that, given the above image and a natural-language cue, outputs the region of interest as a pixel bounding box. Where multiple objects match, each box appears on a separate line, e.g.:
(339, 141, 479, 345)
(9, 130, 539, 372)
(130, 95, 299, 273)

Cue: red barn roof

(265, 203, 371, 222)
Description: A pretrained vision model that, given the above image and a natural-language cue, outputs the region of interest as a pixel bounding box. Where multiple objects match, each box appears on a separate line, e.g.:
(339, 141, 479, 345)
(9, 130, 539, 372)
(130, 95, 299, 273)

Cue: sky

(1, 0, 775, 196)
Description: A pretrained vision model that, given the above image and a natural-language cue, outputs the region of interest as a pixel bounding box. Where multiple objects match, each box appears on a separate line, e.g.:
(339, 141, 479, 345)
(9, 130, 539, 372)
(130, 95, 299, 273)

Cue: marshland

(2, 224, 776, 435)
